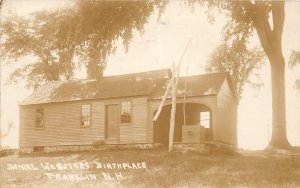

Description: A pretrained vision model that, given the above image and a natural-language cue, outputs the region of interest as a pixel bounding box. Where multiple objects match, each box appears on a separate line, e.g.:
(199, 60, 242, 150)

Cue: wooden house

(19, 69, 238, 151)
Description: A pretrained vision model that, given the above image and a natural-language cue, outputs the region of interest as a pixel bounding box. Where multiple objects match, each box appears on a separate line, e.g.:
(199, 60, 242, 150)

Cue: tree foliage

(2, 8, 77, 87)
(289, 50, 300, 68)
(289, 50, 300, 90)
(74, 0, 166, 79)
(206, 41, 265, 100)
(1, 0, 166, 88)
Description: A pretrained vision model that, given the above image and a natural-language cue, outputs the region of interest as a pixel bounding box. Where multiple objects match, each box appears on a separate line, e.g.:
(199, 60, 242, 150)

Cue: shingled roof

(21, 69, 171, 105)
(20, 69, 229, 105)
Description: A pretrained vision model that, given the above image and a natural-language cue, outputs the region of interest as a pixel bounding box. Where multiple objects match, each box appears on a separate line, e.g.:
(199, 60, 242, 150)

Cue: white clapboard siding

(216, 78, 238, 145)
(20, 97, 149, 147)
(20, 101, 105, 147)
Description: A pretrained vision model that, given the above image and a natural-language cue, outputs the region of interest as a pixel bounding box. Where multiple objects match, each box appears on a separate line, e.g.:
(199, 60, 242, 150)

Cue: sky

(1, 0, 300, 149)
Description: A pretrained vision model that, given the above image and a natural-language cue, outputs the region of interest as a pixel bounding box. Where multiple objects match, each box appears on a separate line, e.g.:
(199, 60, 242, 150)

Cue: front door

(106, 104, 119, 142)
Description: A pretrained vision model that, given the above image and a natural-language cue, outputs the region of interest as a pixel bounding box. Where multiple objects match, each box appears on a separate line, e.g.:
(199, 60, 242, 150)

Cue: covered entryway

(105, 104, 119, 142)
(153, 103, 212, 145)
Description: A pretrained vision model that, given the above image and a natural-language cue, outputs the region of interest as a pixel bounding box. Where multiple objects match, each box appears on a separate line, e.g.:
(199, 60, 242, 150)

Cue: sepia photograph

(0, 0, 300, 187)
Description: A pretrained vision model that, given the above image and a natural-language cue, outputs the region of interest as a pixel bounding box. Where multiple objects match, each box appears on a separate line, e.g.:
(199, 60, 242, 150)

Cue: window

(121, 101, 131, 124)
(36, 107, 44, 128)
(200, 111, 210, 128)
(81, 104, 91, 127)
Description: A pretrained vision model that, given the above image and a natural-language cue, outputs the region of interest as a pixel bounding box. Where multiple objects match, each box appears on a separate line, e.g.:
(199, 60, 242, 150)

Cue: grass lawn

(0, 148, 300, 188)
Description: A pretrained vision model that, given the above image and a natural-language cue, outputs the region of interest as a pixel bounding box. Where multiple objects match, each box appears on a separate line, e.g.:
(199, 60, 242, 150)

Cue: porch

(153, 103, 214, 145)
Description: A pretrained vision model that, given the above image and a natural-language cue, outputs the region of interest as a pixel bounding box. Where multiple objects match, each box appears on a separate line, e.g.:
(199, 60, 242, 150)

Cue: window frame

(35, 106, 45, 129)
(200, 111, 210, 129)
(81, 103, 92, 127)
(120, 100, 132, 125)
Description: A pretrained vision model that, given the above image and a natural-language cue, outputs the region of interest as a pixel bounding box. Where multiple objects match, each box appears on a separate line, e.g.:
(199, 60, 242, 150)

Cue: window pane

(121, 101, 131, 124)
(81, 104, 91, 126)
(36, 107, 44, 128)
(200, 111, 210, 128)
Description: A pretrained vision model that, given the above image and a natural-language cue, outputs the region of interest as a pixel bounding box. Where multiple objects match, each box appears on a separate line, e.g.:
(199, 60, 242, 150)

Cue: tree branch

(254, 1, 273, 57)
(271, 1, 285, 52)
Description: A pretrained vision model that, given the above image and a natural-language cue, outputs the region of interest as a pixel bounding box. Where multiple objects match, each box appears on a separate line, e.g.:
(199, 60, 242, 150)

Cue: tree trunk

(254, 1, 291, 150)
(268, 54, 291, 149)
(87, 58, 103, 80)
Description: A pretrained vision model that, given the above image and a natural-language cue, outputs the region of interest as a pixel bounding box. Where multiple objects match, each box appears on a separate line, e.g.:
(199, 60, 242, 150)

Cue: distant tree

(206, 41, 265, 100)
(289, 50, 300, 90)
(1, 0, 166, 88)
